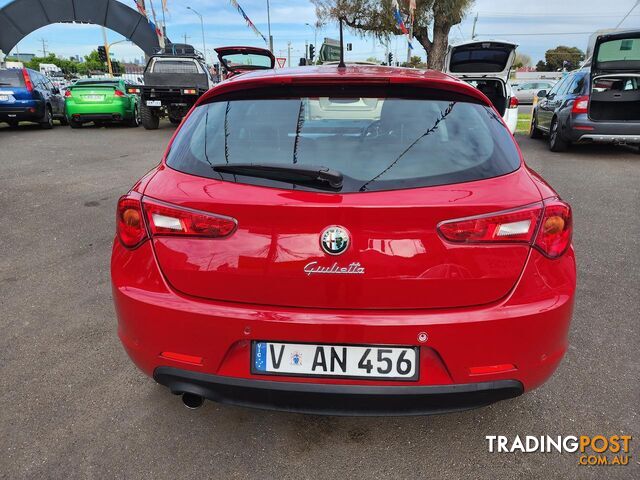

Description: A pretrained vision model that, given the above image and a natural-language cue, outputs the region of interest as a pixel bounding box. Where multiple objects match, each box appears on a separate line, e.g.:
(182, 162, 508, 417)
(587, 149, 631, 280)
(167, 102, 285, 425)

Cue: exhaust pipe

(182, 392, 204, 410)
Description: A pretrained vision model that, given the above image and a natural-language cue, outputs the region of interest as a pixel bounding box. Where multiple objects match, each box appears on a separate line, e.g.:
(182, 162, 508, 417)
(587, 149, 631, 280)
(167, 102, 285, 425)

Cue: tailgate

(143, 168, 541, 310)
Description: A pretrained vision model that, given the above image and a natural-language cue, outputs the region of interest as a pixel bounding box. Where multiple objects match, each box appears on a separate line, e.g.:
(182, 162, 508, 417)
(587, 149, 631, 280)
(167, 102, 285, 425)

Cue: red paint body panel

(143, 166, 542, 309)
(111, 65, 576, 406)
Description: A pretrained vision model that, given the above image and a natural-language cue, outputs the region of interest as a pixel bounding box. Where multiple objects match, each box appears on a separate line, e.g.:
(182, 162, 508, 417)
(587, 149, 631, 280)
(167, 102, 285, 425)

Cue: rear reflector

(438, 198, 572, 258)
(116, 192, 147, 248)
(142, 198, 237, 238)
(469, 364, 516, 375)
(160, 351, 203, 366)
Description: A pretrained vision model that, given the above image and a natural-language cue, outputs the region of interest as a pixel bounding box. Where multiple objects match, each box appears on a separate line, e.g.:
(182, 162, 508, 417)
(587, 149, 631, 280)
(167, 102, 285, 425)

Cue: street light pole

(266, 0, 273, 52)
(187, 6, 207, 64)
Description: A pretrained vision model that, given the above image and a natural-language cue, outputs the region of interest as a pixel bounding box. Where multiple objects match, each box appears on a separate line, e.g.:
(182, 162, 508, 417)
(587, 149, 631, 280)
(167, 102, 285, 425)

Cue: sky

(1, 0, 639, 66)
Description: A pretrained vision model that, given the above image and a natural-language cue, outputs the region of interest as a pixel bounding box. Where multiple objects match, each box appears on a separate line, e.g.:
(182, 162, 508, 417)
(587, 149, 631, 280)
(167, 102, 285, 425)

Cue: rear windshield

(450, 45, 512, 73)
(221, 53, 272, 70)
(166, 96, 520, 193)
(596, 37, 640, 70)
(0, 70, 25, 87)
(73, 80, 118, 87)
(152, 60, 200, 74)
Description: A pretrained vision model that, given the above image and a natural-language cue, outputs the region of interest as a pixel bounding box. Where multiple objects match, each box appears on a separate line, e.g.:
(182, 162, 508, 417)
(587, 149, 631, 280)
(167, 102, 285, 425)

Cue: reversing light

(116, 192, 148, 248)
(142, 198, 237, 238)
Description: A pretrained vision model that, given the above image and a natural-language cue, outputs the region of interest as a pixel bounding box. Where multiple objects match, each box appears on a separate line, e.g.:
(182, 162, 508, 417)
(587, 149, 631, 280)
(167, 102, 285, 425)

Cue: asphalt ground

(0, 120, 638, 479)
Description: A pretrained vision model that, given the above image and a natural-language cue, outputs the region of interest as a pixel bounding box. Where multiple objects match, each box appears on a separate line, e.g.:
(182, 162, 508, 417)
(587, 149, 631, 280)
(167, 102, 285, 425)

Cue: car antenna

(338, 17, 346, 69)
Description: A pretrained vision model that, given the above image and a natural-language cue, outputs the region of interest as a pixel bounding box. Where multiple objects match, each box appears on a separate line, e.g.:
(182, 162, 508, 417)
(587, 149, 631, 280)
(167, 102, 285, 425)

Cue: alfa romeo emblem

(320, 226, 350, 255)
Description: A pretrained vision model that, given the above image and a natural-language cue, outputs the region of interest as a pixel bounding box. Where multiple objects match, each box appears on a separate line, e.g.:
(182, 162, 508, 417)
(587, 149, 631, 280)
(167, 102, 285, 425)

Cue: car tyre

(169, 116, 181, 125)
(548, 117, 569, 152)
(141, 104, 159, 130)
(69, 118, 82, 129)
(127, 104, 141, 128)
(7, 120, 19, 128)
(40, 106, 54, 129)
(529, 112, 542, 139)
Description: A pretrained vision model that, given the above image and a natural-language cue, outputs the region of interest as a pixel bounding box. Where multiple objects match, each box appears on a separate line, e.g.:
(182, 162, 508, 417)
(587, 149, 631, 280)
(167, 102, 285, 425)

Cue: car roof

(198, 65, 491, 106)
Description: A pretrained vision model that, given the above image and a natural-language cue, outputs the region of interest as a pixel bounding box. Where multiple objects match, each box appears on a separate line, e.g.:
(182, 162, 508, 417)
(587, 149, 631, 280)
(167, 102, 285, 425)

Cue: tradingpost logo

(486, 435, 633, 466)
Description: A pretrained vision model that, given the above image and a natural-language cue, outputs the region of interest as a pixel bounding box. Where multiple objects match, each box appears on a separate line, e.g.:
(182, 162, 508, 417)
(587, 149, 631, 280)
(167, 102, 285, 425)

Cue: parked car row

(0, 68, 141, 129)
(530, 30, 640, 152)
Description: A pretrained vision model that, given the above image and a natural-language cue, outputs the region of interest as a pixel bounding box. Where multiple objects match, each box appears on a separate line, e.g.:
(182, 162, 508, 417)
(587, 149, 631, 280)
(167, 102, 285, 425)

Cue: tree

(513, 53, 531, 69)
(402, 55, 426, 68)
(312, 0, 474, 70)
(535, 60, 549, 72)
(544, 45, 585, 71)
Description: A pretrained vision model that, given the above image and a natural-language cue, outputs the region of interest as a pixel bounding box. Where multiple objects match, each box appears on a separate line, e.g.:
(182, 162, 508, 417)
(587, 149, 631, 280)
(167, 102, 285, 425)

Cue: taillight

(127, 87, 141, 94)
(182, 88, 197, 95)
(64, 90, 72, 98)
(114, 89, 126, 97)
(572, 95, 589, 114)
(438, 199, 572, 259)
(142, 198, 237, 238)
(534, 199, 572, 258)
(22, 68, 33, 92)
(438, 203, 543, 244)
(509, 96, 519, 108)
(116, 192, 147, 248)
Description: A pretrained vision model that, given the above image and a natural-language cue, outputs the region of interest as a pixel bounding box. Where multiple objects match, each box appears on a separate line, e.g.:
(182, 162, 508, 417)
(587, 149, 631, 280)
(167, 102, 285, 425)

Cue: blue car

(0, 68, 66, 128)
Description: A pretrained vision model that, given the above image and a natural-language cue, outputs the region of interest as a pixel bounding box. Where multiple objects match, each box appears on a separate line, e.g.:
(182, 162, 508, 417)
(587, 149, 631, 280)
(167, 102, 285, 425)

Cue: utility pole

(183, 33, 190, 45)
(266, 0, 273, 52)
(187, 7, 206, 64)
(40, 38, 48, 57)
(101, 27, 114, 77)
(287, 41, 291, 67)
(471, 13, 479, 40)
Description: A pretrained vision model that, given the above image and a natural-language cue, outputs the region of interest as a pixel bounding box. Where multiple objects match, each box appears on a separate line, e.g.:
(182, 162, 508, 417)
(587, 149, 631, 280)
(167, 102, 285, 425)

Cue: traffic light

(97, 46, 107, 63)
(308, 44, 315, 63)
(388, 52, 393, 66)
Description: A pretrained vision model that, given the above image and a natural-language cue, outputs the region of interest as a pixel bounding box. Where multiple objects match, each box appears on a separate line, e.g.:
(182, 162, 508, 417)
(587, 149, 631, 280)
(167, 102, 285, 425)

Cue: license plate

(83, 95, 103, 101)
(252, 341, 419, 381)
(146, 100, 161, 107)
(0, 95, 9, 101)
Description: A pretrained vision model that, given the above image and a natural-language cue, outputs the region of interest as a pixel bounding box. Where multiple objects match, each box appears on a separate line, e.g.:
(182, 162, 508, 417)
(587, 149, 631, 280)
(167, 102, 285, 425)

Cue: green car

(65, 79, 141, 128)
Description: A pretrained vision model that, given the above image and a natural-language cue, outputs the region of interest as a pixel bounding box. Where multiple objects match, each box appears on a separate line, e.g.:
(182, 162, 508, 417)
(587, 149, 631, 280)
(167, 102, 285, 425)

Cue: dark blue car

(0, 68, 66, 128)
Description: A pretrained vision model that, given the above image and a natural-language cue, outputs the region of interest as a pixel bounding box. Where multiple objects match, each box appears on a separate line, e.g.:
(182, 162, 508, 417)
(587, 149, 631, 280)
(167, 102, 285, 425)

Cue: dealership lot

(0, 123, 638, 478)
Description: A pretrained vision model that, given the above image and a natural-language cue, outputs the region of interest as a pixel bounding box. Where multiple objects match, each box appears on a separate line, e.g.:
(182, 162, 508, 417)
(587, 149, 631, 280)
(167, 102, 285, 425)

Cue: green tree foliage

(535, 60, 549, 72)
(540, 46, 585, 71)
(402, 55, 426, 68)
(312, 0, 474, 70)
(11, 51, 108, 76)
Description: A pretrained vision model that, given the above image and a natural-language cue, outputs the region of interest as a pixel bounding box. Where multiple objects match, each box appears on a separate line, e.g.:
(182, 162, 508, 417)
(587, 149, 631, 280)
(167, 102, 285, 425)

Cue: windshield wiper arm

(213, 163, 343, 191)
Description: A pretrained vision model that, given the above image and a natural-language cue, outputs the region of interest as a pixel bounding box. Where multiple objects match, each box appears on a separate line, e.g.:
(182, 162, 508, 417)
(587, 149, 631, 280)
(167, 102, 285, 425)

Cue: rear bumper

(65, 103, 129, 122)
(154, 366, 523, 415)
(568, 114, 640, 144)
(112, 238, 576, 415)
(0, 102, 44, 121)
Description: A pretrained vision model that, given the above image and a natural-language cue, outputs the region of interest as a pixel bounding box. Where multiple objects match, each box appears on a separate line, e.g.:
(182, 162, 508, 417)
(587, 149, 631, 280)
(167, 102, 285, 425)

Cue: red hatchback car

(112, 65, 576, 415)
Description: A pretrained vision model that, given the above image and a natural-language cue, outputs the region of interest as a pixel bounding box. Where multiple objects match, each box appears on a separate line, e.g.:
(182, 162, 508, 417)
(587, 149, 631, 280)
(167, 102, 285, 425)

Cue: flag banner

(229, 0, 268, 45)
(147, 0, 165, 49)
(162, 0, 168, 13)
(133, 0, 147, 17)
(392, 0, 413, 49)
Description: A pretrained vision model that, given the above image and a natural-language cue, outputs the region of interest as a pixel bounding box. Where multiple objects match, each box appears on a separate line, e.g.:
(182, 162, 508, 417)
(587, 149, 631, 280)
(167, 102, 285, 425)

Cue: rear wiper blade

(213, 163, 343, 191)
